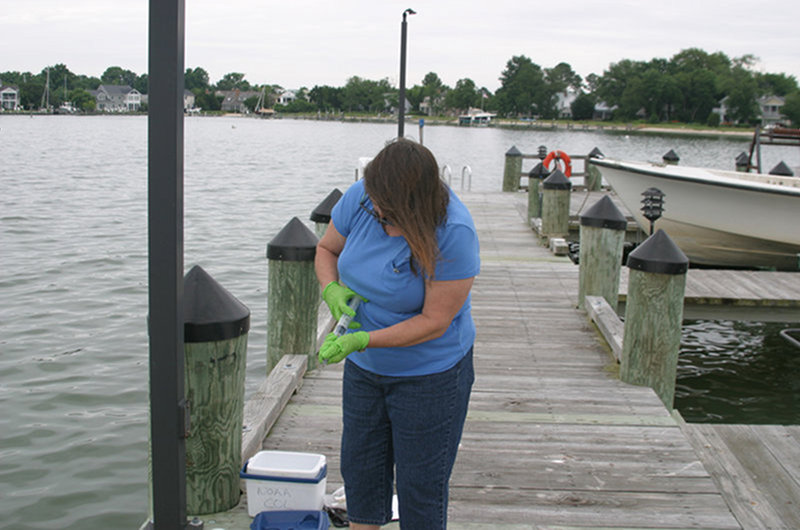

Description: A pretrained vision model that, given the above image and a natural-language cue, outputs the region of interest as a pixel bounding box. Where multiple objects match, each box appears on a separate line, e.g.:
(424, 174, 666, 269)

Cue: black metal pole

(398, 8, 415, 138)
(148, 0, 188, 528)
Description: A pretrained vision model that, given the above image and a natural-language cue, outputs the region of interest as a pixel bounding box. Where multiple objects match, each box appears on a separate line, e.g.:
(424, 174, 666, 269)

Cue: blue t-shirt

(331, 179, 480, 376)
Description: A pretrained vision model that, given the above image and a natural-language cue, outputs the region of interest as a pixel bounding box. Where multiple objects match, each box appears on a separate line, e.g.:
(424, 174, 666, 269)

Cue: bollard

(578, 195, 627, 309)
(502, 145, 523, 192)
(310, 188, 343, 239)
(266, 217, 319, 373)
(585, 147, 604, 191)
(527, 162, 548, 222)
(662, 149, 680, 165)
(620, 230, 689, 408)
(735, 152, 749, 172)
(541, 169, 572, 239)
(769, 161, 794, 176)
(183, 265, 250, 515)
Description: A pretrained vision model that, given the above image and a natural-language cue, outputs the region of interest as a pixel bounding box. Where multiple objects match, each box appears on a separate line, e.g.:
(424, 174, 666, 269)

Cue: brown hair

(364, 138, 449, 279)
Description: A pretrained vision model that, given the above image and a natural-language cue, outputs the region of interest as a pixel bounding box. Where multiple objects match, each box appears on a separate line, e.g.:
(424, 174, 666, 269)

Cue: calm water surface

(1, 115, 798, 528)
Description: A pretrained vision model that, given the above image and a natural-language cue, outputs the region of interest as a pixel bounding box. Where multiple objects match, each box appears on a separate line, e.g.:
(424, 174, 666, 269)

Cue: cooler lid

(246, 450, 327, 480)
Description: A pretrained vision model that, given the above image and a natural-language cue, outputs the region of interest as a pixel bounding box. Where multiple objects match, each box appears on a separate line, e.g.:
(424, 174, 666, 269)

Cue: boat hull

(591, 159, 800, 270)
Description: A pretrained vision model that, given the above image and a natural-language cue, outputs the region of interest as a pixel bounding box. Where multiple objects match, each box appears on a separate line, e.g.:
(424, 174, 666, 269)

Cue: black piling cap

(662, 149, 680, 162)
(769, 161, 794, 176)
(626, 229, 689, 275)
(735, 152, 749, 167)
(267, 217, 318, 262)
(542, 169, 572, 190)
(184, 265, 250, 343)
(310, 188, 343, 223)
(580, 195, 627, 230)
(528, 162, 549, 179)
(588, 147, 604, 159)
(506, 145, 522, 157)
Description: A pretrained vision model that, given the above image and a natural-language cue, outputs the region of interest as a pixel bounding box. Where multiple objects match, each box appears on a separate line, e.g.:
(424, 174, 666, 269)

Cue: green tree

(308, 85, 342, 111)
(101, 66, 138, 87)
(495, 55, 546, 118)
(185, 68, 210, 91)
(780, 92, 800, 126)
(545, 62, 582, 93)
(421, 72, 446, 115)
(725, 66, 759, 123)
(570, 92, 595, 120)
(216, 72, 250, 91)
(595, 59, 648, 111)
(69, 88, 96, 111)
(756, 73, 799, 96)
(405, 85, 425, 112)
(445, 78, 478, 113)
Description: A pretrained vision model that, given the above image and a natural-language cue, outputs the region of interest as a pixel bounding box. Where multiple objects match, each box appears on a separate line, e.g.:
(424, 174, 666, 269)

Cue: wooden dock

(209, 190, 800, 529)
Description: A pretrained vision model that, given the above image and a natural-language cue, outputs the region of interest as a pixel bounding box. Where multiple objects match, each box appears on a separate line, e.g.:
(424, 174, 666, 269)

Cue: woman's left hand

(319, 331, 370, 364)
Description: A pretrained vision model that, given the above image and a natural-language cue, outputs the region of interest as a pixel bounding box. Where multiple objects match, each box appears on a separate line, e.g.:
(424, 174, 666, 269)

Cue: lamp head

(403, 8, 416, 19)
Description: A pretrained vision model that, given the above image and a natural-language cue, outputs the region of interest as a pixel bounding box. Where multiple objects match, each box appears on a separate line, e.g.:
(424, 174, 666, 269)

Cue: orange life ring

(543, 150, 572, 177)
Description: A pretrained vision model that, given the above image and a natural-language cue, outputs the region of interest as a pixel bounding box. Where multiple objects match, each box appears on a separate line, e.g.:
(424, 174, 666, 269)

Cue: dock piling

(182, 265, 250, 515)
(502, 146, 523, 192)
(620, 230, 689, 408)
(540, 169, 571, 239)
(526, 162, 548, 222)
(266, 218, 320, 373)
(578, 195, 627, 309)
(584, 147, 604, 191)
(310, 188, 342, 239)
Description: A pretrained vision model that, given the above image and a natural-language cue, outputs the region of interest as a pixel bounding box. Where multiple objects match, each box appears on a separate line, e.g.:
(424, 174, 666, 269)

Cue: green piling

(266, 217, 319, 373)
(620, 230, 689, 408)
(541, 169, 572, 239)
(182, 265, 250, 515)
(502, 146, 523, 192)
(527, 162, 548, 222)
(578, 195, 627, 309)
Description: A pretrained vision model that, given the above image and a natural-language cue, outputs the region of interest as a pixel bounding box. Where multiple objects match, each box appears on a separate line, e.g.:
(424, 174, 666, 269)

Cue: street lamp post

(398, 8, 416, 138)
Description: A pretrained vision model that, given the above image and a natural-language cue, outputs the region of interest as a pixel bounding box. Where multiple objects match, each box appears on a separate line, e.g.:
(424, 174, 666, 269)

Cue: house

(593, 101, 617, 121)
(0, 85, 20, 110)
(277, 90, 296, 105)
(183, 90, 196, 111)
(91, 85, 142, 112)
(758, 95, 785, 125)
(217, 90, 261, 113)
(556, 90, 578, 119)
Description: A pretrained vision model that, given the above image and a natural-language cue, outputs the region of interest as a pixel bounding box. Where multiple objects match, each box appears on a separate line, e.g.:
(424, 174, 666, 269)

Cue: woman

(315, 138, 480, 529)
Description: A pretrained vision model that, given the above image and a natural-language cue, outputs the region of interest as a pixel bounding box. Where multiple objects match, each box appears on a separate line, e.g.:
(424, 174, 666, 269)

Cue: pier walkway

(256, 192, 743, 528)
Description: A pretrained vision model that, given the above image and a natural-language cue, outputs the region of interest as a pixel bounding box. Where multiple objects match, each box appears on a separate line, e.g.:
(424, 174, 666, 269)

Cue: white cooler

(240, 450, 327, 517)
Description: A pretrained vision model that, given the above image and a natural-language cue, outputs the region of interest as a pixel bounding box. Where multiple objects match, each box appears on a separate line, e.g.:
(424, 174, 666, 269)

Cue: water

(676, 320, 800, 425)
(1, 115, 798, 528)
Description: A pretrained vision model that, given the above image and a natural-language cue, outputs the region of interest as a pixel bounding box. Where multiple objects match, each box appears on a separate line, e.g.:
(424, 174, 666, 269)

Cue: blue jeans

(341, 347, 474, 529)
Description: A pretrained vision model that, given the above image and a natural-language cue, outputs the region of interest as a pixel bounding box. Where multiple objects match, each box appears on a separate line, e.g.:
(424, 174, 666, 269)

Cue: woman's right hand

(322, 281, 367, 321)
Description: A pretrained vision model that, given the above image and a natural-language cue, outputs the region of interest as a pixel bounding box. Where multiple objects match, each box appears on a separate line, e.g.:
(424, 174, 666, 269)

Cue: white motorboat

(590, 158, 800, 270)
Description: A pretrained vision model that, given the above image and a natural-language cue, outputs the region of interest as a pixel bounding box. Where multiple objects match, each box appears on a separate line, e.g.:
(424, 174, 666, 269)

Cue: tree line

(2, 47, 799, 126)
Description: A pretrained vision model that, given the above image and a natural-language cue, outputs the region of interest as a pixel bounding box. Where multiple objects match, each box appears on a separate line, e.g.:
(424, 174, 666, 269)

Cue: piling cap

(662, 149, 680, 162)
(267, 217, 318, 262)
(528, 162, 549, 179)
(626, 229, 689, 275)
(580, 195, 627, 230)
(184, 265, 250, 343)
(310, 188, 343, 223)
(588, 147, 604, 159)
(506, 145, 522, 157)
(735, 152, 749, 167)
(542, 169, 572, 190)
(769, 161, 794, 176)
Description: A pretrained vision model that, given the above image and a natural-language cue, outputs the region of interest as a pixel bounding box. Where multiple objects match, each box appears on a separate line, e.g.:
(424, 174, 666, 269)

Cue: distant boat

(458, 110, 496, 126)
(590, 158, 800, 270)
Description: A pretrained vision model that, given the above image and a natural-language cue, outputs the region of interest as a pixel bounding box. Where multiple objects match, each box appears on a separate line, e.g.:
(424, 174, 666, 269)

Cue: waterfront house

(217, 89, 261, 113)
(91, 85, 141, 112)
(556, 89, 578, 119)
(758, 95, 785, 125)
(0, 85, 20, 110)
(277, 90, 296, 105)
(184, 90, 196, 111)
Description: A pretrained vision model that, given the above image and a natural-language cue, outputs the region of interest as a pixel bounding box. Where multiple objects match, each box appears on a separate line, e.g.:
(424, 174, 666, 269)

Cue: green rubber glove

(319, 331, 370, 365)
(322, 281, 367, 325)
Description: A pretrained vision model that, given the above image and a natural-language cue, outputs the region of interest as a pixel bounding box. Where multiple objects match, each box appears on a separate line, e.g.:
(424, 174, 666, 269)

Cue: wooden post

(620, 230, 689, 408)
(662, 149, 680, 165)
(541, 169, 571, 239)
(578, 195, 627, 310)
(527, 162, 548, 222)
(310, 188, 342, 239)
(585, 147, 604, 191)
(266, 217, 319, 373)
(502, 145, 523, 192)
(182, 265, 250, 515)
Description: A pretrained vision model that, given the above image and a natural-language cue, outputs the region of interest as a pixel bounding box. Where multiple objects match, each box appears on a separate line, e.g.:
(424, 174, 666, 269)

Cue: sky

(3, 0, 799, 92)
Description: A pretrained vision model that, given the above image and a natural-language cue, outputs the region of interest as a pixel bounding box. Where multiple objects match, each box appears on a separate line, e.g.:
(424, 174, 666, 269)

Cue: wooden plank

(585, 295, 624, 361)
(240, 354, 306, 464)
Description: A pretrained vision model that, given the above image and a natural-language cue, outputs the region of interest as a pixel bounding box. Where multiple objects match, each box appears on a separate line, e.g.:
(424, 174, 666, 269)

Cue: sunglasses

(359, 195, 393, 226)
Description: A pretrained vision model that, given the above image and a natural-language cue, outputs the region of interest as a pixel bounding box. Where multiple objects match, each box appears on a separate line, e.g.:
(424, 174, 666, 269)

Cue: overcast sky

(3, 0, 799, 91)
